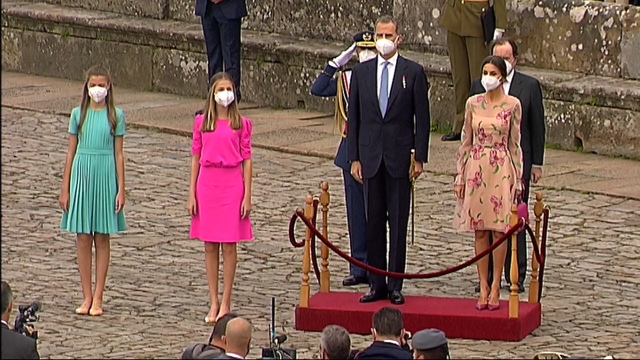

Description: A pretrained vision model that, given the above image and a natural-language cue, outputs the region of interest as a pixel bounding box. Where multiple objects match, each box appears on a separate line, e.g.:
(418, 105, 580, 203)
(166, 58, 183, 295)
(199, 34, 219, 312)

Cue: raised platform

(295, 292, 541, 342)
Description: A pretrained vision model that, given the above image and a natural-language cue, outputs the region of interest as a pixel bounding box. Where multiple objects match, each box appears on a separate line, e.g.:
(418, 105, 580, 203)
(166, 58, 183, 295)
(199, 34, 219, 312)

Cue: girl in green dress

(59, 65, 127, 316)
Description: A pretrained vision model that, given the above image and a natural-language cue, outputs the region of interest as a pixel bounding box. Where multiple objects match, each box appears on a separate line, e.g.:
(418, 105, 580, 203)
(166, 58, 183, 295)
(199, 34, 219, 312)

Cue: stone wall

(24, 0, 640, 79)
(2, 1, 640, 157)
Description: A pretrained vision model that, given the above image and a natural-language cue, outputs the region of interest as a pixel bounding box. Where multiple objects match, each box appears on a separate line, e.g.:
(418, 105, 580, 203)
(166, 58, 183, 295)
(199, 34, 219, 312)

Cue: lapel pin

(402, 75, 406, 89)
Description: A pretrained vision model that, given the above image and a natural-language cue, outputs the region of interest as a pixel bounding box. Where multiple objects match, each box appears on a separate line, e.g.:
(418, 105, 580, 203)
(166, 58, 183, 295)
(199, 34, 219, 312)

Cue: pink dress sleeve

(240, 117, 253, 160)
(455, 98, 474, 185)
(509, 100, 524, 191)
(192, 115, 203, 156)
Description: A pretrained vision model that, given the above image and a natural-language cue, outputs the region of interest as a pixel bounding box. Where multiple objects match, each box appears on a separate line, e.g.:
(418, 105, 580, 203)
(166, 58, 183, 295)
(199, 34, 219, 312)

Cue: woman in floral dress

(453, 56, 523, 311)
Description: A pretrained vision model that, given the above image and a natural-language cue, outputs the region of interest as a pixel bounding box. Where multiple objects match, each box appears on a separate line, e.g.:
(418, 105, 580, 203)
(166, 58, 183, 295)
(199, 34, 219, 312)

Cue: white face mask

(214, 90, 235, 107)
(375, 37, 397, 57)
(88, 86, 108, 103)
(505, 60, 513, 75)
(481, 76, 501, 91)
(358, 49, 376, 63)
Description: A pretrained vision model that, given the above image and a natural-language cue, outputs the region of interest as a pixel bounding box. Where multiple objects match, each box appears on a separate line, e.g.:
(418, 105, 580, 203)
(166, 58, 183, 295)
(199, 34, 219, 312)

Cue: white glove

(330, 43, 357, 68)
(493, 28, 505, 41)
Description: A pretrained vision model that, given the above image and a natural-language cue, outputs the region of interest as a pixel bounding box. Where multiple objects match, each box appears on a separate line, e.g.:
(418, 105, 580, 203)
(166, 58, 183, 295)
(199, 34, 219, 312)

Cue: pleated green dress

(61, 106, 127, 234)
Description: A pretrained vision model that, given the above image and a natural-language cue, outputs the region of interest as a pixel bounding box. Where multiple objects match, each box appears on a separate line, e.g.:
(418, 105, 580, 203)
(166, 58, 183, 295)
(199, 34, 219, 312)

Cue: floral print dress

(454, 94, 524, 232)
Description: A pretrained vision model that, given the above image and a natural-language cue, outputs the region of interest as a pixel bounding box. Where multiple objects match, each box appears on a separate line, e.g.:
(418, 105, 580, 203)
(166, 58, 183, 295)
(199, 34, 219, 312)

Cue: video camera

(260, 298, 296, 360)
(13, 301, 41, 340)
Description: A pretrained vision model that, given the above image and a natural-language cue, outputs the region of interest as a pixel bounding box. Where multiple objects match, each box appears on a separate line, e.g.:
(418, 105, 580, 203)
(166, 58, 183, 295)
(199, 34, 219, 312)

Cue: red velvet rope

(289, 209, 532, 279)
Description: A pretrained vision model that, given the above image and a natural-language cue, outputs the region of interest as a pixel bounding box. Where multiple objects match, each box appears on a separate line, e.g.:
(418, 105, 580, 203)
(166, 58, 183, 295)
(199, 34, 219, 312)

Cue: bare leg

(76, 234, 94, 314)
(90, 233, 111, 316)
(218, 242, 238, 321)
(490, 230, 509, 306)
(204, 242, 220, 322)
(474, 230, 491, 306)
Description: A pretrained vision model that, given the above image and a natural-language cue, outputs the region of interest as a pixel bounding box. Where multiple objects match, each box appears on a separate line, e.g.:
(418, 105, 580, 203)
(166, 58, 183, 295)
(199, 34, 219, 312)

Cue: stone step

(2, 0, 640, 158)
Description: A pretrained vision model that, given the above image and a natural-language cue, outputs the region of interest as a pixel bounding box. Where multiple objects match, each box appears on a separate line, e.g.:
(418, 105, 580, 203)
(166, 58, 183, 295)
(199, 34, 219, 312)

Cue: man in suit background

(195, 0, 247, 102)
(214, 317, 251, 359)
(347, 15, 431, 305)
(439, 0, 507, 142)
(469, 37, 546, 294)
(1, 281, 39, 360)
(353, 307, 412, 359)
(310, 30, 378, 287)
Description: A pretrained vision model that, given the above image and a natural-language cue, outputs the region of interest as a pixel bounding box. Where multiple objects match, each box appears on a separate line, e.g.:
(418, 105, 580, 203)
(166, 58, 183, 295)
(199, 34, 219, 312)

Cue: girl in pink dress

(187, 72, 253, 324)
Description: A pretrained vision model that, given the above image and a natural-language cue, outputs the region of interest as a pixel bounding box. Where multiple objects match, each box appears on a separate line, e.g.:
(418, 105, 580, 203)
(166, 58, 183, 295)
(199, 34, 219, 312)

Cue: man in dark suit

(195, 0, 247, 101)
(353, 307, 412, 359)
(214, 317, 251, 359)
(469, 37, 546, 294)
(347, 15, 431, 305)
(1, 281, 39, 360)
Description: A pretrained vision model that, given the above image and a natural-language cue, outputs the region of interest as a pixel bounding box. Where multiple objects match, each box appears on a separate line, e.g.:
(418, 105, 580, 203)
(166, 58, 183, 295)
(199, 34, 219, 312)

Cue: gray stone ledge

(3, 1, 639, 112)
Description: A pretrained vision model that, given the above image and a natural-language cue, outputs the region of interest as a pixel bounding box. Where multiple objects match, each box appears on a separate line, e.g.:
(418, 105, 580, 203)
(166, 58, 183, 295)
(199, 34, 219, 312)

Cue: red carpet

(295, 292, 541, 341)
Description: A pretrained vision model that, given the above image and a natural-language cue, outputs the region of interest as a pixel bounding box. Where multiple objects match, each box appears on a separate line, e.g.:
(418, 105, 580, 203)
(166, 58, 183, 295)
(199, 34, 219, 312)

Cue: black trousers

(486, 176, 531, 287)
(363, 160, 411, 292)
(201, 9, 242, 101)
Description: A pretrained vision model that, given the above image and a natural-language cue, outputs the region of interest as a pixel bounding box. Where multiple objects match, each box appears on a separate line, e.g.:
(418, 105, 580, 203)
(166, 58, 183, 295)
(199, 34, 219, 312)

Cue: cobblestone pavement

(2, 108, 639, 359)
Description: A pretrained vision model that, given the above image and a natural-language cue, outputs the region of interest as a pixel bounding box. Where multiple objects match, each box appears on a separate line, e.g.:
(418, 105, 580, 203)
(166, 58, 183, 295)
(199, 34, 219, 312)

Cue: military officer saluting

(310, 30, 377, 287)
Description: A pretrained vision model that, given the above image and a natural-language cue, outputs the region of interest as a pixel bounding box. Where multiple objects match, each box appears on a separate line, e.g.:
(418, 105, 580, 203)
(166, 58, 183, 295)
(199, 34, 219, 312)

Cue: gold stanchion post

(509, 204, 520, 318)
(529, 193, 544, 303)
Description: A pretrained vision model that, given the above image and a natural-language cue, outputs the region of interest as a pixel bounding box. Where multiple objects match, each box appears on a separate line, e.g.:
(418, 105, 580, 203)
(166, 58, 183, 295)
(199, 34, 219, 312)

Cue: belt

(76, 149, 113, 155)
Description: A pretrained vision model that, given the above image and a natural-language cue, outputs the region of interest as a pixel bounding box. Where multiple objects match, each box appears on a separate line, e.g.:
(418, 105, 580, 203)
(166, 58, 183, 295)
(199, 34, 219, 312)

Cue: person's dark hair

(372, 307, 403, 337)
(375, 15, 401, 34)
(481, 56, 508, 79)
(321, 325, 351, 359)
(1, 281, 12, 314)
(210, 313, 239, 342)
(491, 37, 519, 58)
(415, 343, 450, 359)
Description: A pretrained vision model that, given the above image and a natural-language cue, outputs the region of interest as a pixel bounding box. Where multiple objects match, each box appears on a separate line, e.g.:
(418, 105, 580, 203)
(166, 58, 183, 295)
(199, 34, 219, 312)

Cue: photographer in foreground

(181, 313, 238, 359)
(1, 281, 40, 359)
(353, 307, 412, 359)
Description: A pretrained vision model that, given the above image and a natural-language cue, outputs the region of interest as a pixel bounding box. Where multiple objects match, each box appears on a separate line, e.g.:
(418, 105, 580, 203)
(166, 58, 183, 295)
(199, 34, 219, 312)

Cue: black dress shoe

(342, 275, 368, 287)
(389, 291, 405, 305)
(441, 132, 461, 141)
(359, 290, 388, 303)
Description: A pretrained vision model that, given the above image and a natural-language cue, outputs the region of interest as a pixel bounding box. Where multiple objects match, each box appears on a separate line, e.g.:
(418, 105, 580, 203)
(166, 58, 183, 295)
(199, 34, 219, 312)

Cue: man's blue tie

(379, 61, 389, 117)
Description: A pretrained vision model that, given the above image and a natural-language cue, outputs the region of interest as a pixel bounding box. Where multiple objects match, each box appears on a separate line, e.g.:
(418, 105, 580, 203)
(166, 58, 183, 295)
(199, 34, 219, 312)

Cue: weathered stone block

(271, 0, 393, 43)
(509, 0, 624, 78)
(152, 48, 209, 98)
(574, 104, 640, 158)
(243, 0, 277, 34)
(426, 73, 455, 132)
(242, 60, 323, 111)
(1, 28, 23, 71)
(17, 30, 153, 89)
(543, 100, 577, 150)
(168, 0, 199, 23)
(60, 0, 168, 19)
(394, 0, 448, 55)
(621, 6, 640, 80)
